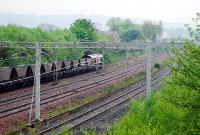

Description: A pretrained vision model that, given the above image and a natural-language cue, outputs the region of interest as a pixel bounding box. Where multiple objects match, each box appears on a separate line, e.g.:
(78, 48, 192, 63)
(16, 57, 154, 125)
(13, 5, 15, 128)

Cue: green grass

(58, 126, 73, 135)
(9, 120, 27, 135)
(106, 93, 160, 135)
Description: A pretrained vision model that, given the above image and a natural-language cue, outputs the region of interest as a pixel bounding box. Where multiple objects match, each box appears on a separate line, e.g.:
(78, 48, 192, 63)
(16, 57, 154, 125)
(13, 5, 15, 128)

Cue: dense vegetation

(103, 14, 200, 135)
(0, 24, 77, 42)
(0, 17, 164, 67)
(120, 29, 141, 42)
(0, 19, 116, 67)
(106, 42, 199, 135)
(106, 17, 163, 42)
(69, 19, 97, 41)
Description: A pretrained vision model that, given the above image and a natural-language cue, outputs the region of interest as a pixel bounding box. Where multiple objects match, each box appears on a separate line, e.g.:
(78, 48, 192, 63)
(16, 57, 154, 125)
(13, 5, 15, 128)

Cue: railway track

(0, 55, 146, 103)
(0, 55, 167, 118)
(37, 66, 170, 135)
(0, 54, 166, 105)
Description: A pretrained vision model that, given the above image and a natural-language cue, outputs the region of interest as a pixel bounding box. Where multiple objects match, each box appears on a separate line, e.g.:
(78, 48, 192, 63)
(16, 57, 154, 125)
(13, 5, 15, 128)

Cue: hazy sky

(0, 0, 199, 23)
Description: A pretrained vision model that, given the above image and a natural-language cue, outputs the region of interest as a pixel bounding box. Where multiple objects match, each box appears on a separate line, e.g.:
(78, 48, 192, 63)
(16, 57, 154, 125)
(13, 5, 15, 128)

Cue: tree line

(0, 18, 162, 67)
(0, 19, 111, 42)
(106, 17, 163, 42)
(0, 18, 163, 43)
(0, 19, 112, 67)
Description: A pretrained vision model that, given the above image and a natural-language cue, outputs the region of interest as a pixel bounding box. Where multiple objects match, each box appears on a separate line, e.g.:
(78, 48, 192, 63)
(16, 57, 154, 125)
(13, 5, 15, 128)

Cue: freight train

(0, 54, 103, 93)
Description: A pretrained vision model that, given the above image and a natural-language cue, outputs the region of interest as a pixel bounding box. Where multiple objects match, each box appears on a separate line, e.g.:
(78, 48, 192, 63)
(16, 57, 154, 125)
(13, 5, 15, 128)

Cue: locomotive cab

(81, 54, 103, 71)
(81, 54, 103, 65)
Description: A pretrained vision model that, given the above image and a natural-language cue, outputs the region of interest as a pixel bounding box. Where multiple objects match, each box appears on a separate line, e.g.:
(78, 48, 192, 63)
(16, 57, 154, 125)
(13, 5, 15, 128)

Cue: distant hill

(0, 13, 190, 38)
(0, 13, 110, 29)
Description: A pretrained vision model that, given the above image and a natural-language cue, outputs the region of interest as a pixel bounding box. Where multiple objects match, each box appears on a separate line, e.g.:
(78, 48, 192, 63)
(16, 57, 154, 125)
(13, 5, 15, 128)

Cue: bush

(154, 63, 160, 69)
(107, 41, 200, 135)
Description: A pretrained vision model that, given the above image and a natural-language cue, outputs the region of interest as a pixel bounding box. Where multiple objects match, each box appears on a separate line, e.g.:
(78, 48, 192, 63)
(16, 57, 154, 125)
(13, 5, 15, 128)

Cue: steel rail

(0, 54, 164, 105)
(0, 55, 145, 104)
(0, 55, 165, 107)
(0, 60, 148, 118)
(37, 67, 169, 134)
(0, 56, 166, 118)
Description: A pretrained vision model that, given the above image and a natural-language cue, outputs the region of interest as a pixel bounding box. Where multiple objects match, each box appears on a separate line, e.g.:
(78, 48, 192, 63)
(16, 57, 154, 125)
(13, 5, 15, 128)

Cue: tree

(158, 13, 200, 134)
(106, 18, 136, 33)
(158, 20, 163, 39)
(185, 12, 200, 40)
(141, 21, 160, 41)
(120, 29, 141, 42)
(106, 18, 140, 42)
(106, 17, 122, 32)
(121, 19, 135, 30)
(69, 19, 97, 41)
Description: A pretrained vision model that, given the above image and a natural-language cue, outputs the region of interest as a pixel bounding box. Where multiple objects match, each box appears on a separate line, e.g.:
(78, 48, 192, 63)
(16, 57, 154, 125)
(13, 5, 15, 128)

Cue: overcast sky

(0, 0, 199, 23)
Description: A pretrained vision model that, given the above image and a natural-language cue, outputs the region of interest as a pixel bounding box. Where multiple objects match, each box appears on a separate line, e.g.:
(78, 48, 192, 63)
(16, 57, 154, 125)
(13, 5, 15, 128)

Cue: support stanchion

(146, 44, 152, 113)
(102, 43, 105, 67)
(34, 44, 41, 121)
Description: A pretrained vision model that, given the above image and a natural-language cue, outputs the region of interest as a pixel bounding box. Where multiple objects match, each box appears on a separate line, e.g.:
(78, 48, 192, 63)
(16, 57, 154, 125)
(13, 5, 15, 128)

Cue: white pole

(34, 44, 41, 120)
(102, 43, 105, 66)
(146, 44, 151, 113)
